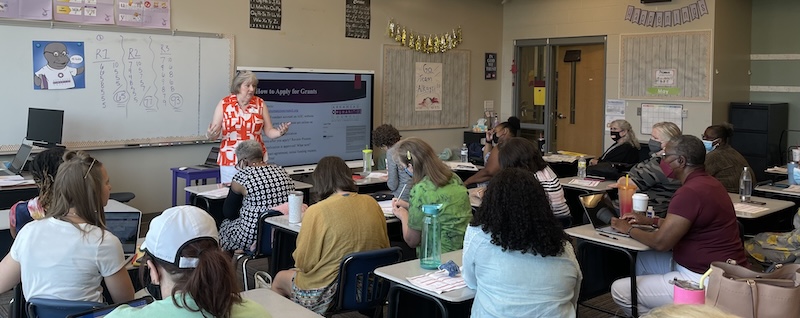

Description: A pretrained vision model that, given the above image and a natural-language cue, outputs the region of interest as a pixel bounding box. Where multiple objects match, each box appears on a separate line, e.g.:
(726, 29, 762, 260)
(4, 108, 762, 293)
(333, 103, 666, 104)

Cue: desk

(375, 250, 474, 318)
(171, 166, 220, 207)
(241, 288, 323, 318)
(728, 193, 795, 219)
(755, 180, 800, 199)
(560, 177, 615, 192)
(0, 174, 38, 210)
(265, 214, 399, 277)
(565, 224, 650, 318)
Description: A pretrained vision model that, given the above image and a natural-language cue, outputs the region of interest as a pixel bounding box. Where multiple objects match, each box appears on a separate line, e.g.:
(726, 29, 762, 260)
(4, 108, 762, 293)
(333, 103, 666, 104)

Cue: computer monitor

(26, 108, 64, 148)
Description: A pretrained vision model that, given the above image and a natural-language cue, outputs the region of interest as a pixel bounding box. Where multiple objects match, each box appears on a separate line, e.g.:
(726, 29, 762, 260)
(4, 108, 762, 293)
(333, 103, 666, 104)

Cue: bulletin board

(619, 30, 711, 101)
(382, 45, 470, 130)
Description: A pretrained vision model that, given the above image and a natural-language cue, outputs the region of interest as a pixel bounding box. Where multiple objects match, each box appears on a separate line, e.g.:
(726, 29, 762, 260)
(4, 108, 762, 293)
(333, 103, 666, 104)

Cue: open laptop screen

(579, 193, 619, 229)
(104, 212, 141, 255)
(8, 144, 33, 174)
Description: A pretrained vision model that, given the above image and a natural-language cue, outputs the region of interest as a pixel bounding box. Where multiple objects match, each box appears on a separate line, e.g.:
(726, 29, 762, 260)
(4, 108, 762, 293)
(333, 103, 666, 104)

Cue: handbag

(705, 260, 800, 318)
(254, 271, 273, 289)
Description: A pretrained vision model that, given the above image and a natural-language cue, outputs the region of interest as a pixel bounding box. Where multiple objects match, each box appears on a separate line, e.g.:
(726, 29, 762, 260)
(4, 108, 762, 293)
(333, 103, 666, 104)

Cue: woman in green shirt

(390, 137, 472, 254)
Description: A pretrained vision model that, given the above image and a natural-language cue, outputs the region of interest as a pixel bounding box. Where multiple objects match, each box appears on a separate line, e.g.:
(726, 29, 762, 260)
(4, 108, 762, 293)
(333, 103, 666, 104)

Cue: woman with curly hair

(463, 168, 582, 317)
(372, 124, 410, 201)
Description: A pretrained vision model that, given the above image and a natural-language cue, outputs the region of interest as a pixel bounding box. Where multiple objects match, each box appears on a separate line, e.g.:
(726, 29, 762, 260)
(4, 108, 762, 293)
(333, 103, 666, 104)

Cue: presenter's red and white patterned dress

(217, 94, 266, 166)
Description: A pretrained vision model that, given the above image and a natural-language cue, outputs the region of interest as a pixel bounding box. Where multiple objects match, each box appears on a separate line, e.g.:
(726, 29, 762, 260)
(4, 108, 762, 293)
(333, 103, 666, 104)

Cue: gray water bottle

(577, 156, 587, 179)
(739, 167, 752, 202)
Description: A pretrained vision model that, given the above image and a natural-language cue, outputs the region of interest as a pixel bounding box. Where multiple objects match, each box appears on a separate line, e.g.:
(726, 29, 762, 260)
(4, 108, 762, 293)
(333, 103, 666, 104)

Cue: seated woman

(589, 119, 641, 169)
(372, 124, 411, 201)
(106, 206, 269, 317)
(702, 123, 754, 192)
(0, 151, 135, 303)
(612, 122, 682, 217)
(272, 156, 389, 315)
(463, 168, 582, 317)
(499, 137, 571, 227)
(219, 139, 296, 252)
(463, 116, 520, 186)
(391, 137, 472, 254)
(9, 146, 66, 238)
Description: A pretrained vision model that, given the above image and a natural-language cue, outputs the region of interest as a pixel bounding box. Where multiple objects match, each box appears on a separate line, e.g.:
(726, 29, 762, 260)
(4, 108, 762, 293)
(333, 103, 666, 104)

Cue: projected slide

(247, 69, 373, 169)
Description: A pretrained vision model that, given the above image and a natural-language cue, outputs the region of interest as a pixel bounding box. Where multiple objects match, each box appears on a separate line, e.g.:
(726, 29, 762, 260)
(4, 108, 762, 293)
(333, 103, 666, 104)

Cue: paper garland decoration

(386, 19, 462, 54)
(624, 0, 708, 28)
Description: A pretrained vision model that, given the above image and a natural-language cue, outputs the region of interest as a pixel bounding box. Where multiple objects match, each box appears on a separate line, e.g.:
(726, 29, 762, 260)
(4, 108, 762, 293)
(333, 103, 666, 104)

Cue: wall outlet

(682, 109, 688, 118)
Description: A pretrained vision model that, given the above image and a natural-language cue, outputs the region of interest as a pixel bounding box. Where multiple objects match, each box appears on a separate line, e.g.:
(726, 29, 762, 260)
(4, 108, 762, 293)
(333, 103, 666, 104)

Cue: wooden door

(555, 44, 605, 156)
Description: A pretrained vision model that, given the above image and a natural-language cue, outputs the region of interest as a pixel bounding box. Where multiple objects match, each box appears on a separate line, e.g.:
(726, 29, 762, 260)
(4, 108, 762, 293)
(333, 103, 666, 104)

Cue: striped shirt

(535, 166, 571, 218)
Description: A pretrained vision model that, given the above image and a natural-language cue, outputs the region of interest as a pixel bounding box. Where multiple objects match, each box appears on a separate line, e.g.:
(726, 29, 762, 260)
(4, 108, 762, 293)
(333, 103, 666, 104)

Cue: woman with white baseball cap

(105, 206, 269, 317)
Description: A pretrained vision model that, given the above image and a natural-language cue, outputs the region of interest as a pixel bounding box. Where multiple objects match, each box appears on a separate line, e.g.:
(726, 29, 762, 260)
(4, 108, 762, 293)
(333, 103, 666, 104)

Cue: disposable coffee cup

(793, 148, 800, 162)
(632, 193, 649, 213)
(288, 191, 303, 224)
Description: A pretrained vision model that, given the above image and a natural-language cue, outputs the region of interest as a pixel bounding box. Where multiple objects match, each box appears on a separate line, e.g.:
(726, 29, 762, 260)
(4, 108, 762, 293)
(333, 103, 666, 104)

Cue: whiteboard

(640, 103, 683, 135)
(0, 22, 232, 149)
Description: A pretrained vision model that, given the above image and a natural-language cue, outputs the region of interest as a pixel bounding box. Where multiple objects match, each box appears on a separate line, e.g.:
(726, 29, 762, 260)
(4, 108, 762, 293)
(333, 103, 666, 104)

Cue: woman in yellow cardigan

(271, 156, 389, 315)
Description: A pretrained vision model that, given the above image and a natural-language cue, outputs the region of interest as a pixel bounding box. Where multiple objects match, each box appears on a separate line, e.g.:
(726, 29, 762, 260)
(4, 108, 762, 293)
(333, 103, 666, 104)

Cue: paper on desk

(407, 269, 467, 294)
(766, 166, 788, 174)
(445, 161, 478, 171)
(0, 175, 25, 181)
(785, 185, 800, 193)
(0, 179, 35, 187)
(198, 187, 229, 199)
(367, 172, 388, 178)
(733, 203, 769, 214)
(568, 179, 600, 187)
(544, 154, 579, 163)
(378, 200, 395, 218)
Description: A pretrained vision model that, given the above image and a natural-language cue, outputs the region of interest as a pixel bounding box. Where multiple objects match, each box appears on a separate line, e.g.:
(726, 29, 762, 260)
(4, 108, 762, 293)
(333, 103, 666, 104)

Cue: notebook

(104, 211, 142, 257)
(0, 143, 33, 176)
(66, 296, 154, 318)
(192, 146, 219, 169)
(579, 192, 654, 238)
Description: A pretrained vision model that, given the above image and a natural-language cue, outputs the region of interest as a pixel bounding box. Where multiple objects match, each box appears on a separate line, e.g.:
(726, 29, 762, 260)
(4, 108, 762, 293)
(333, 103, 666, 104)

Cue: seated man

(609, 135, 748, 316)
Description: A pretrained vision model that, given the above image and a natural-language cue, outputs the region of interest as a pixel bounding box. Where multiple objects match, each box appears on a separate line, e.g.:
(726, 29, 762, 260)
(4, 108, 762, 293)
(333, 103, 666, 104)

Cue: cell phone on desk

(773, 183, 790, 188)
(747, 200, 767, 205)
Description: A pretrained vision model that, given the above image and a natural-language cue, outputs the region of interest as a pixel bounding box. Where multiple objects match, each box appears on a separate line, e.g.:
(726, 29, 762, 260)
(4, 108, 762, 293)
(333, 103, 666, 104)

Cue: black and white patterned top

(219, 165, 295, 251)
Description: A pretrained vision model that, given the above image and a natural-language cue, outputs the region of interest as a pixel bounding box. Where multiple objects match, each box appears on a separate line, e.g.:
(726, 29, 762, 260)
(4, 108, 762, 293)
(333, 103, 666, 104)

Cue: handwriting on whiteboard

(94, 34, 184, 115)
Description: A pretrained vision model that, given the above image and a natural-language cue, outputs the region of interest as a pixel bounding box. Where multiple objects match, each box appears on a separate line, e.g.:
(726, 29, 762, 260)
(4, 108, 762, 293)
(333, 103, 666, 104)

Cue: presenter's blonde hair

(230, 70, 258, 94)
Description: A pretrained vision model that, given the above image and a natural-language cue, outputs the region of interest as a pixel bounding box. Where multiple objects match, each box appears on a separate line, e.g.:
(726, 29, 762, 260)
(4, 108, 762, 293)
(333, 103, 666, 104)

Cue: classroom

(2, 0, 800, 317)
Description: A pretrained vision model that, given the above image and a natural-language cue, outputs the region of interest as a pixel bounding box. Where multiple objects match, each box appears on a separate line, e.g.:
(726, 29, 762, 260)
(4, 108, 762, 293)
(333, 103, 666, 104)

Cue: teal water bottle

(420, 204, 442, 269)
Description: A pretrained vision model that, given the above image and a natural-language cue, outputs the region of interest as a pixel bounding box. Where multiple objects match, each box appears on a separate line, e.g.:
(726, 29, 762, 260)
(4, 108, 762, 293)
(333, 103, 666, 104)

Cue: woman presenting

(208, 70, 291, 183)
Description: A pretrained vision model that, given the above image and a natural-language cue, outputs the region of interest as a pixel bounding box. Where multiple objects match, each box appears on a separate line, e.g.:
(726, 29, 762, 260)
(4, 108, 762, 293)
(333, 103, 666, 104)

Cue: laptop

(0, 143, 33, 176)
(67, 296, 154, 318)
(192, 146, 219, 169)
(104, 211, 142, 258)
(579, 193, 655, 238)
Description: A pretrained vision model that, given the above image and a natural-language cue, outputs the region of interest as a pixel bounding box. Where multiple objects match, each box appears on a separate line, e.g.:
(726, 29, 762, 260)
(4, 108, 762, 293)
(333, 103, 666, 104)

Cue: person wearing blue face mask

(702, 123, 754, 193)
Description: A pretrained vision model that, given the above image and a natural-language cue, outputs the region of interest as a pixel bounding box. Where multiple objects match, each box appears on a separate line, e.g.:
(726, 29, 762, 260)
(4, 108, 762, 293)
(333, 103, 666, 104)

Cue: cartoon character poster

(32, 41, 86, 90)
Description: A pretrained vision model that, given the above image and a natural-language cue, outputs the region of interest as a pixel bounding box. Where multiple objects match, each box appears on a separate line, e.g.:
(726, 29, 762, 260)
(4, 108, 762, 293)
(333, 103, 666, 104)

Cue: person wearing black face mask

(609, 122, 682, 217)
(589, 119, 641, 167)
(465, 116, 521, 186)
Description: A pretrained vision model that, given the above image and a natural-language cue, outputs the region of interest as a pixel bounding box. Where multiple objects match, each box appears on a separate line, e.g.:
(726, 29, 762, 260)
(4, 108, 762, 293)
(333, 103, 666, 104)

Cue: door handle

(557, 113, 567, 119)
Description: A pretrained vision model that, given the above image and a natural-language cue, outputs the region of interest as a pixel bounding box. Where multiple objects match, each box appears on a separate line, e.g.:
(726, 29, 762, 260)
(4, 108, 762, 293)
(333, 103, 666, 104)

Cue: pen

(598, 233, 618, 240)
(397, 184, 407, 200)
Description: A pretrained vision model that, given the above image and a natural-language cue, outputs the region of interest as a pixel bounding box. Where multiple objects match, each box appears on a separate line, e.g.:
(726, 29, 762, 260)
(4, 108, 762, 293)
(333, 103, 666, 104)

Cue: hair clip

(84, 158, 96, 179)
(406, 150, 412, 161)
